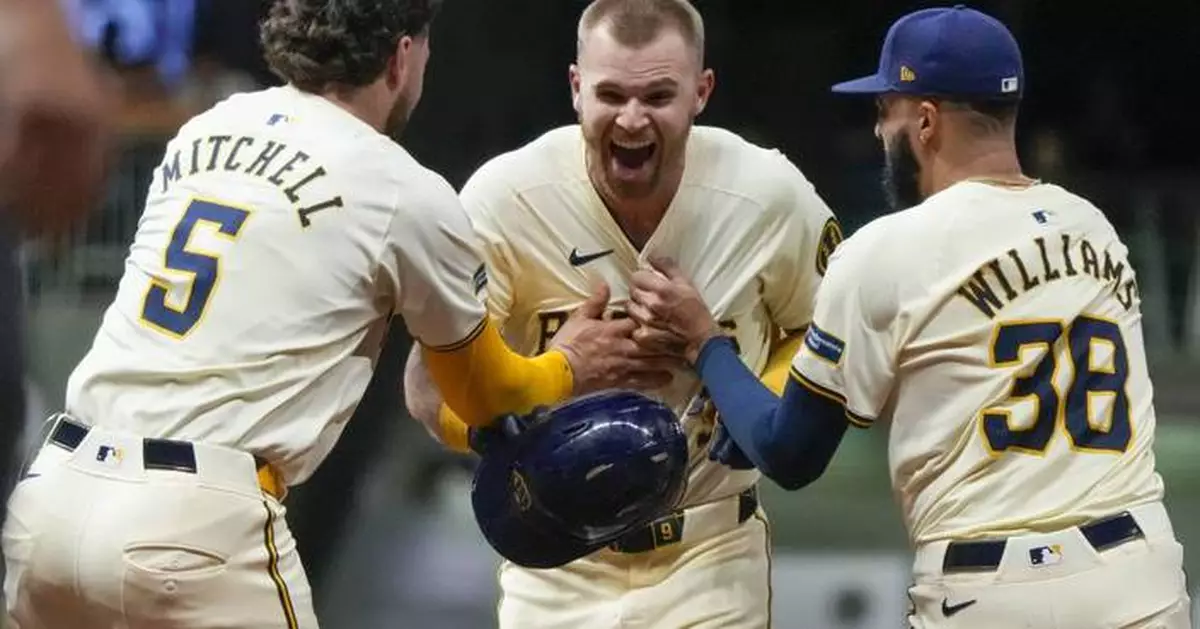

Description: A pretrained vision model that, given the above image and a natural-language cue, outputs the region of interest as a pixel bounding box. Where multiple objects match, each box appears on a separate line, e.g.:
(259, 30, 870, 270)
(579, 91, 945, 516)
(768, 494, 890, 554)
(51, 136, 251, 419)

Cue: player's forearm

(696, 336, 846, 490)
(422, 318, 573, 428)
(403, 345, 469, 451)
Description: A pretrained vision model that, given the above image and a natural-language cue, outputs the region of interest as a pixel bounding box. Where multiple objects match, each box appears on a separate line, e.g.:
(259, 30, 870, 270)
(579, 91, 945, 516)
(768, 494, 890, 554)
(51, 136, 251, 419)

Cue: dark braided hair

(261, 0, 443, 92)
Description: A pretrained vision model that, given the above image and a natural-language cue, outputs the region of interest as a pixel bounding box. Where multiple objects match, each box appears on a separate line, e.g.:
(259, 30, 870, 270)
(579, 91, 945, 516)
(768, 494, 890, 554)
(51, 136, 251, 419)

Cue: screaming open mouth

(610, 140, 657, 170)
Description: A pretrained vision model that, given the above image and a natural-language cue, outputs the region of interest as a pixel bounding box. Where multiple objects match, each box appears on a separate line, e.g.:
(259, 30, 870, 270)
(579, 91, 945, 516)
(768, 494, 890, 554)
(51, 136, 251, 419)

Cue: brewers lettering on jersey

(2, 2, 665, 628)
(629, 6, 1191, 629)
(403, 1, 841, 627)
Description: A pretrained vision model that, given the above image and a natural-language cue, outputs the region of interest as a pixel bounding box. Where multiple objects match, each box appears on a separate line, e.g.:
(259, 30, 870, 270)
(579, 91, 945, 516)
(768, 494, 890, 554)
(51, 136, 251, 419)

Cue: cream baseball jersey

(65, 85, 487, 485)
(461, 125, 838, 505)
(791, 181, 1164, 544)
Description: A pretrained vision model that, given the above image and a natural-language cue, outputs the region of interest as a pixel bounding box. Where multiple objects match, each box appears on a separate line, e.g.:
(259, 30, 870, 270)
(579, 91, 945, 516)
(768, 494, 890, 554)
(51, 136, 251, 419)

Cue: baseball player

(1, 1, 670, 628)
(403, 1, 840, 626)
(628, 6, 1191, 628)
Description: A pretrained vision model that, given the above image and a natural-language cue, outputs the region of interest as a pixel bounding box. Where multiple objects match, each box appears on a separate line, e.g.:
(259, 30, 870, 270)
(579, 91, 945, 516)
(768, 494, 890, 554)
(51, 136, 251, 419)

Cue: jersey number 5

(982, 316, 1132, 455)
(140, 199, 250, 338)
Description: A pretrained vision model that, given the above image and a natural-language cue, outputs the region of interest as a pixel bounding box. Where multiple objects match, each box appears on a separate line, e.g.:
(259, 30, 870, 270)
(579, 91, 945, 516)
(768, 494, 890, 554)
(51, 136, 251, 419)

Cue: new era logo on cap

(900, 65, 917, 82)
(1001, 76, 1019, 93)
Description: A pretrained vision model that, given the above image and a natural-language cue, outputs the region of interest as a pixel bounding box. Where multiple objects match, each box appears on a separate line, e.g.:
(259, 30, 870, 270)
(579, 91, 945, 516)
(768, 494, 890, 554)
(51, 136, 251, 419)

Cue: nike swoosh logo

(568, 248, 614, 266)
(941, 598, 977, 617)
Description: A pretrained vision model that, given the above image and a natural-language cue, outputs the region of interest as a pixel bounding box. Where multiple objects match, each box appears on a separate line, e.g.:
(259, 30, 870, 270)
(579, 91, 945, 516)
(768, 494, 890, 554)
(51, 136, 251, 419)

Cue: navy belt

(41, 416, 202, 473)
(942, 511, 1145, 573)
(28, 416, 286, 500)
(608, 487, 758, 554)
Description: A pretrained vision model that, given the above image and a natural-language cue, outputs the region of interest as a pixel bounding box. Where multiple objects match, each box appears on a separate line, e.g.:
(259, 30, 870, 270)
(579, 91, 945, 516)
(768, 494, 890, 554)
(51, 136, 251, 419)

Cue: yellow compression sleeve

(422, 318, 574, 430)
(436, 404, 471, 454)
(435, 328, 809, 454)
(760, 330, 806, 395)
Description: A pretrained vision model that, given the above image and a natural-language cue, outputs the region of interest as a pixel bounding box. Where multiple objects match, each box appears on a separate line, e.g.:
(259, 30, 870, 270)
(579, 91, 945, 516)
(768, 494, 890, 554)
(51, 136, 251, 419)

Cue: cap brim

(471, 443, 604, 570)
(831, 73, 893, 94)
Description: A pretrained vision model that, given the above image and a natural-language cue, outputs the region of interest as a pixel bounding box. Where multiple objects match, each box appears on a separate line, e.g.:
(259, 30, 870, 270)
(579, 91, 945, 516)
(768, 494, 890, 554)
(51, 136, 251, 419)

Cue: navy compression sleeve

(694, 336, 850, 490)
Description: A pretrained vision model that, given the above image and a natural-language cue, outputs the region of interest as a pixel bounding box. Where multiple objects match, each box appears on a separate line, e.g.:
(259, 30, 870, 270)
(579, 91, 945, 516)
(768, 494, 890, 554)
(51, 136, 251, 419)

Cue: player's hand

(707, 422, 756, 470)
(0, 3, 117, 237)
(550, 281, 680, 395)
(628, 256, 722, 365)
(629, 321, 689, 357)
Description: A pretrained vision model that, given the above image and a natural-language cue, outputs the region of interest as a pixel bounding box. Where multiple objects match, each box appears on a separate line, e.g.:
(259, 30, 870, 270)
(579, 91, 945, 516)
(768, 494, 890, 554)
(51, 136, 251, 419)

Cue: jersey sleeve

(758, 154, 843, 333)
(789, 223, 899, 428)
(383, 170, 488, 350)
(458, 164, 519, 327)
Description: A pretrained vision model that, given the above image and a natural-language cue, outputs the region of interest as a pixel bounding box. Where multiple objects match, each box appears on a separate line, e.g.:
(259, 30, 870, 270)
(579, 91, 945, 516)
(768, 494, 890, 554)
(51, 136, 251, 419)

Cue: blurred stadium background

(10, 0, 1200, 627)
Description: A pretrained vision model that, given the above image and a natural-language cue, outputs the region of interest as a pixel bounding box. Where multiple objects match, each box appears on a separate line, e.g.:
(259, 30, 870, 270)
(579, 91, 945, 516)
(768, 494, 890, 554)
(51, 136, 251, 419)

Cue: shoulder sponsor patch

(804, 323, 845, 365)
(816, 217, 844, 276)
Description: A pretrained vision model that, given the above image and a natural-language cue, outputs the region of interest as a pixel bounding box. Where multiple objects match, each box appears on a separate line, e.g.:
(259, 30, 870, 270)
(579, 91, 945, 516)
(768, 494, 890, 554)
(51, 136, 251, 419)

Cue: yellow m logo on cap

(900, 65, 917, 82)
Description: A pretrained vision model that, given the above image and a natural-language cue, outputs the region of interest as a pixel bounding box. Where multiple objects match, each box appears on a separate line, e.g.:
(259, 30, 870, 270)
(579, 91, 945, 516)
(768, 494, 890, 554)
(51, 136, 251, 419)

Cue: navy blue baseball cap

(832, 5, 1023, 100)
(471, 390, 688, 569)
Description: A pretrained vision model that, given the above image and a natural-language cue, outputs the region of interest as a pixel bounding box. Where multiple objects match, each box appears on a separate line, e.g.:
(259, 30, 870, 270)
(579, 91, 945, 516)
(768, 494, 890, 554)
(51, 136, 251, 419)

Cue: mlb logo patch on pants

(1028, 544, 1063, 567)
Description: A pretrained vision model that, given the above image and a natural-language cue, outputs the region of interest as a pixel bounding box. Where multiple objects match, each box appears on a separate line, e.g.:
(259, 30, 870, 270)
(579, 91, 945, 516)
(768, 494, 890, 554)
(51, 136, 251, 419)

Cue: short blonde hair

(577, 0, 705, 64)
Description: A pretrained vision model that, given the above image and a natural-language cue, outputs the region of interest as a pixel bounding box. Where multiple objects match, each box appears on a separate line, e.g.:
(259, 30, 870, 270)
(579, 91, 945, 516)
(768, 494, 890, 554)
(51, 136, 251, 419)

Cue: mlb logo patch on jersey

(1028, 544, 1063, 567)
(1031, 209, 1054, 225)
(266, 113, 295, 126)
(804, 324, 845, 366)
(96, 445, 124, 465)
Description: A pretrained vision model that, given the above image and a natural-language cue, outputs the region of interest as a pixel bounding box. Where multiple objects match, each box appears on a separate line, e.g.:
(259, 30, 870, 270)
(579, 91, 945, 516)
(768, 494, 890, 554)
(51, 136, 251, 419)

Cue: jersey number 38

(981, 316, 1132, 455)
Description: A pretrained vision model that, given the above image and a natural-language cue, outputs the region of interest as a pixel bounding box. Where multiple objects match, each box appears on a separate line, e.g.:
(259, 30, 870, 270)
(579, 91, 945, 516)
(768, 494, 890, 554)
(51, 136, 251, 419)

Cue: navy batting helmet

(470, 390, 688, 569)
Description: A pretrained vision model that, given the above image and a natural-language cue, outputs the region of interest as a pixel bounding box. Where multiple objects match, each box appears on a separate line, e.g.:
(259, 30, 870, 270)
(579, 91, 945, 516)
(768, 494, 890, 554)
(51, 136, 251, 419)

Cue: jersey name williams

(957, 233, 1137, 318)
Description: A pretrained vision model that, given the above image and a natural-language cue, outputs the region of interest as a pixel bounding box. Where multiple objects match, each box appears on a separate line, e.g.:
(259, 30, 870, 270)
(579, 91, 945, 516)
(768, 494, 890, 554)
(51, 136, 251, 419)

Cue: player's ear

(387, 35, 413, 90)
(694, 68, 715, 116)
(916, 99, 939, 145)
(569, 64, 582, 114)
